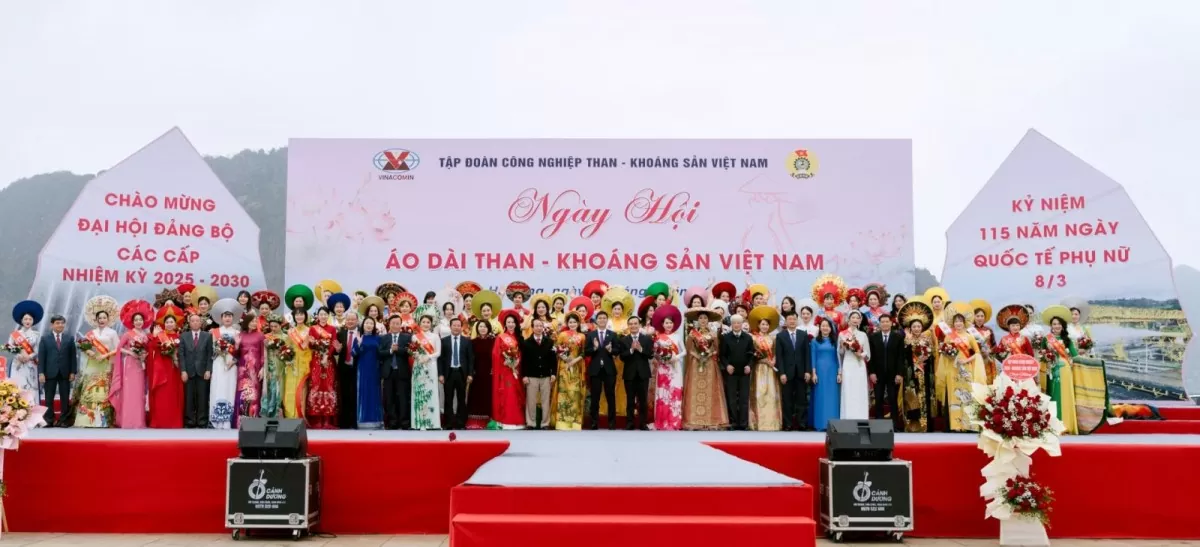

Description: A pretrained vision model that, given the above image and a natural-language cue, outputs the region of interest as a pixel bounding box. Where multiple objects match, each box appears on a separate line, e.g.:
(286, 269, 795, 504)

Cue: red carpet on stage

(3, 439, 508, 534)
(708, 440, 1200, 540)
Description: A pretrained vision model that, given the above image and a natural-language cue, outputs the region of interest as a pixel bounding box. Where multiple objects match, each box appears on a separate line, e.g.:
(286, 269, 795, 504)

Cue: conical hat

(1061, 296, 1090, 323)
(601, 287, 635, 318)
(748, 305, 781, 333)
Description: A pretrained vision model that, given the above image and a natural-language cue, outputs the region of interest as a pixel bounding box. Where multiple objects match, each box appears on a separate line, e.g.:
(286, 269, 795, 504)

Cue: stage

(5, 428, 1199, 544)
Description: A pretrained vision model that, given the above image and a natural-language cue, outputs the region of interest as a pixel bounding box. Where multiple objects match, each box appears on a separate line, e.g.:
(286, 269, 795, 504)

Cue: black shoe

(588, 423, 599, 430)
(608, 423, 617, 430)
(637, 425, 649, 431)
(624, 424, 635, 430)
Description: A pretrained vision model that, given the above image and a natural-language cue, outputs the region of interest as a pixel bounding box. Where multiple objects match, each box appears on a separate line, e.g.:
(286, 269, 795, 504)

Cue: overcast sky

(2, 1, 1197, 271)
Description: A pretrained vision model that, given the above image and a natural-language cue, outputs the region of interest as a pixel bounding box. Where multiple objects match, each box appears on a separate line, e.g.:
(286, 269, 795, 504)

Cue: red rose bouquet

(938, 341, 959, 358)
(972, 385, 1055, 441)
(158, 337, 180, 360)
(1076, 336, 1094, 352)
(996, 475, 1054, 526)
(1, 343, 20, 354)
(76, 335, 95, 353)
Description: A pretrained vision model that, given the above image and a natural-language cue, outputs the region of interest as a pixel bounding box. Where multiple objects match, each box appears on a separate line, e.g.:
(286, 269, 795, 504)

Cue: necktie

(347, 332, 355, 360)
(790, 330, 796, 347)
(452, 337, 459, 367)
(55, 333, 61, 348)
(599, 331, 605, 344)
(884, 334, 889, 345)
(194, 332, 199, 345)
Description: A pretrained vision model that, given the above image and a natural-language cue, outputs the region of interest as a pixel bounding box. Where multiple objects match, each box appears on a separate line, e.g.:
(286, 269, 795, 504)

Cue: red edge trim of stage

(3, 439, 509, 535)
(6, 437, 1199, 539)
(706, 441, 1200, 540)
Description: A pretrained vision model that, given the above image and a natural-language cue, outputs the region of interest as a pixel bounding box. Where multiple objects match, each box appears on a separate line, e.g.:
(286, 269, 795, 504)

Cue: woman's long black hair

(1049, 316, 1075, 353)
(815, 317, 836, 344)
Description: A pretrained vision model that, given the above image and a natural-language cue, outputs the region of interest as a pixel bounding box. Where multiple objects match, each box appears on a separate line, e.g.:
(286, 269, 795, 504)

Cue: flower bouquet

(971, 385, 1056, 442)
(1076, 336, 1094, 352)
(938, 341, 959, 358)
(1030, 334, 1056, 365)
(654, 339, 679, 362)
(554, 343, 572, 362)
(309, 335, 331, 355)
(266, 336, 293, 362)
(129, 338, 148, 359)
(840, 335, 862, 354)
(991, 344, 1010, 364)
(0, 344, 19, 354)
(991, 475, 1054, 526)
(909, 337, 931, 363)
(158, 336, 181, 363)
(76, 335, 95, 353)
(215, 334, 237, 367)
(0, 380, 46, 448)
(969, 373, 1065, 545)
(501, 344, 520, 377)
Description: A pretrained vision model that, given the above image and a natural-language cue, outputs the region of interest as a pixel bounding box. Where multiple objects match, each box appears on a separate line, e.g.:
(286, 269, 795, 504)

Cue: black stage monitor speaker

(825, 419, 894, 461)
(238, 418, 308, 460)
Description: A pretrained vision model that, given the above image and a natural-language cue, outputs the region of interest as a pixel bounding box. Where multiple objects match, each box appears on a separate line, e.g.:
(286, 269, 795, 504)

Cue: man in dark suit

(335, 311, 361, 429)
(774, 310, 812, 431)
(868, 314, 906, 429)
(178, 313, 214, 428)
(620, 316, 653, 430)
(720, 314, 755, 430)
(378, 315, 414, 430)
(584, 311, 620, 430)
(36, 314, 77, 427)
(520, 318, 556, 429)
(438, 317, 475, 430)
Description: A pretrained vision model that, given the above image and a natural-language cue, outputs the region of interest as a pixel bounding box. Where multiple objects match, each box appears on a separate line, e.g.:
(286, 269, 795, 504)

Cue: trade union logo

(786, 148, 818, 180)
(373, 149, 421, 172)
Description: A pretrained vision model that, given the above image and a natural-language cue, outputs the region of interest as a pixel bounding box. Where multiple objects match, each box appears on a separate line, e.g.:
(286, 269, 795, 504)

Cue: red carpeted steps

(1095, 405, 1200, 434)
(451, 514, 815, 547)
(1157, 406, 1200, 420)
(449, 485, 815, 547)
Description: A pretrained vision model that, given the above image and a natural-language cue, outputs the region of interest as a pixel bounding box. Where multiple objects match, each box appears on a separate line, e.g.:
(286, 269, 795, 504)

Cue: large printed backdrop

(4, 129, 1189, 400)
(941, 130, 1189, 400)
(284, 139, 916, 299)
(0, 128, 281, 336)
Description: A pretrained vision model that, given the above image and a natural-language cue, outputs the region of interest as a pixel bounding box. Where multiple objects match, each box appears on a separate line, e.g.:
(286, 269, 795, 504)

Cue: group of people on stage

(3, 275, 1110, 434)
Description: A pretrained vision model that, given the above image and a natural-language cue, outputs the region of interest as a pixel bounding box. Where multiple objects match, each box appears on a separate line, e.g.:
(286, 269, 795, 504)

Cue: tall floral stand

(0, 377, 50, 540)
(970, 369, 1065, 547)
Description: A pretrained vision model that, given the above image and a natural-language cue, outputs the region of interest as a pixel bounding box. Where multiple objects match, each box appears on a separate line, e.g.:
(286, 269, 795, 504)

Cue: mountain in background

(0, 145, 942, 320)
(0, 148, 287, 319)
